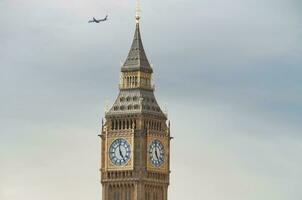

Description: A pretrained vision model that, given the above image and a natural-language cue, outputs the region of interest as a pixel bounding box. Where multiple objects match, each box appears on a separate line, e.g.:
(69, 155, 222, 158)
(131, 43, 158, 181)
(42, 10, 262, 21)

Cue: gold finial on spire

(135, 0, 141, 23)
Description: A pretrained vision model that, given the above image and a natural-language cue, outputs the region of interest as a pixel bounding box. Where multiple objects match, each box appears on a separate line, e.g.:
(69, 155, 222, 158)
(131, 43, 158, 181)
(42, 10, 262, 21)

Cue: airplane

(88, 15, 108, 23)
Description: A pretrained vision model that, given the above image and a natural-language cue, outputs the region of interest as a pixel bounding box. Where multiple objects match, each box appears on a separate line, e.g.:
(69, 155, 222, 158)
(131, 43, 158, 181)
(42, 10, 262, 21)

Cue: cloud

(0, 0, 301, 199)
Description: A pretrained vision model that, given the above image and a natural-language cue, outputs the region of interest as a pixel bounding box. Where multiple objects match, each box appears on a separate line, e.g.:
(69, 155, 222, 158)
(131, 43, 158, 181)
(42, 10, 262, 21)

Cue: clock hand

(155, 148, 159, 160)
(119, 144, 126, 161)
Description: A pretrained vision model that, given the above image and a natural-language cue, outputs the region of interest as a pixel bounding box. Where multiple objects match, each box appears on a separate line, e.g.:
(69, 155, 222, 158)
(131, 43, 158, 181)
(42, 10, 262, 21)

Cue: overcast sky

(1, 0, 302, 199)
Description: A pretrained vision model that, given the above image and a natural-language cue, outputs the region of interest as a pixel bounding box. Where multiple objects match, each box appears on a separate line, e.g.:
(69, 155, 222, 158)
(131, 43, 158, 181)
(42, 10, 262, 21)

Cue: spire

(121, 2, 153, 73)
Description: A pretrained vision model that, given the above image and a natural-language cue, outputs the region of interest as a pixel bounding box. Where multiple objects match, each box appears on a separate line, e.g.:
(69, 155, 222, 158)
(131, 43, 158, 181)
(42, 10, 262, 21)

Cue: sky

(1, 0, 302, 199)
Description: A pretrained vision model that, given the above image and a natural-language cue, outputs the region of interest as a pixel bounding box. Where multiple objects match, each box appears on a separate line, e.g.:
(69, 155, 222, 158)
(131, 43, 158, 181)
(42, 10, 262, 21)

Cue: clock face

(149, 140, 165, 167)
(109, 138, 131, 166)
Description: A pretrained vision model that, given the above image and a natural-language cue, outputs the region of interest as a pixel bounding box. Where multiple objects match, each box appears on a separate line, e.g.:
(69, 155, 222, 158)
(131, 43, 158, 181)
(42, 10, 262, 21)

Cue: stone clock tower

(99, 2, 171, 200)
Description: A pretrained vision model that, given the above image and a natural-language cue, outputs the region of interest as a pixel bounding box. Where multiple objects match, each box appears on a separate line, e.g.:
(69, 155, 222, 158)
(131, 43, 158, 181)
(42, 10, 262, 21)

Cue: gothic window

(131, 76, 134, 86)
(133, 96, 138, 101)
(128, 105, 133, 110)
(120, 97, 125, 102)
(126, 188, 131, 200)
(134, 76, 138, 86)
(120, 106, 125, 110)
(126, 96, 131, 101)
(113, 120, 116, 130)
(114, 191, 120, 200)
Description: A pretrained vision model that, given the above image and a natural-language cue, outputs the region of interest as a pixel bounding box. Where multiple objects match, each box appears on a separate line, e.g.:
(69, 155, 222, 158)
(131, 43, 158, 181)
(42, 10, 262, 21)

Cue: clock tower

(99, 2, 171, 200)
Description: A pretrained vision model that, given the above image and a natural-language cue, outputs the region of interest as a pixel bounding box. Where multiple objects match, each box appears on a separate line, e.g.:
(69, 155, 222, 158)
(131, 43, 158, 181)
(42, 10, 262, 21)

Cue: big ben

(99, 1, 171, 200)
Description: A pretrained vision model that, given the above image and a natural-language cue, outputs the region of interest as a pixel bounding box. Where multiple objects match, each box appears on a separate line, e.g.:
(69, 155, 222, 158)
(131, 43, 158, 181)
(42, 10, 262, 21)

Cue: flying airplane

(88, 15, 108, 23)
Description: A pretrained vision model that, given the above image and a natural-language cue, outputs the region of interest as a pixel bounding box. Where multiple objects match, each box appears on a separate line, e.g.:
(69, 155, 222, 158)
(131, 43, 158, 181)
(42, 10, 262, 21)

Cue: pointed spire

(121, 16, 153, 73)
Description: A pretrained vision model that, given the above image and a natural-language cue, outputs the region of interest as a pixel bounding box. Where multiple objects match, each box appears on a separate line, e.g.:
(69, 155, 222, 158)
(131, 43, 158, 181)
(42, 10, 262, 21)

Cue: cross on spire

(136, 0, 141, 23)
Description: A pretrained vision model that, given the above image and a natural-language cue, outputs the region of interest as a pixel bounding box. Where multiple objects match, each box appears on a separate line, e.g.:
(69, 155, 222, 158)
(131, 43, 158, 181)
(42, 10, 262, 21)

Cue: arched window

(135, 76, 138, 86)
(114, 191, 120, 200)
(131, 76, 134, 87)
(126, 186, 131, 200)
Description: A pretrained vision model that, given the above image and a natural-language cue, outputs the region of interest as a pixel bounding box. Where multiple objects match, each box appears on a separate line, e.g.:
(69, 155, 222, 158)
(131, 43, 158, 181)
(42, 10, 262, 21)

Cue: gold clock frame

(106, 135, 134, 171)
(147, 133, 169, 172)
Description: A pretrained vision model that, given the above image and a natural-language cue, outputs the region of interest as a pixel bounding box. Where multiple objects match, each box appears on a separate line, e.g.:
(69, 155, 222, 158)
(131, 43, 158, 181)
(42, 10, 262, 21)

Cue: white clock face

(109, 138, 131, 166)
(149, 140, 165, 167)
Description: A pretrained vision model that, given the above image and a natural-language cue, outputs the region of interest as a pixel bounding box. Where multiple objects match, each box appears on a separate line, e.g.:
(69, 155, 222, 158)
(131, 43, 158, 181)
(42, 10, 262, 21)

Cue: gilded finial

(136, 0, 141, 23)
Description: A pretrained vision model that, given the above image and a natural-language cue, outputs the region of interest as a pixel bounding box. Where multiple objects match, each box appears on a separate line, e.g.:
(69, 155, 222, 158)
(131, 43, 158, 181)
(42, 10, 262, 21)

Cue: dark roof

(106, 89, 166, 119)
(121, 23, 153, 73)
